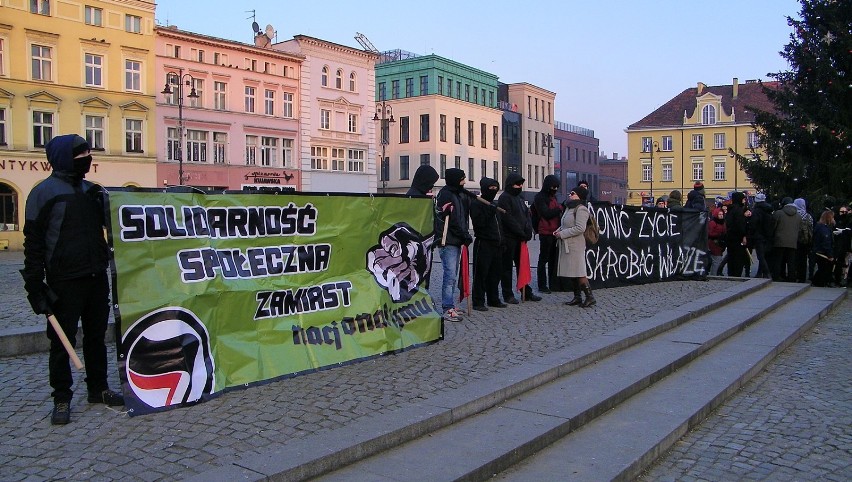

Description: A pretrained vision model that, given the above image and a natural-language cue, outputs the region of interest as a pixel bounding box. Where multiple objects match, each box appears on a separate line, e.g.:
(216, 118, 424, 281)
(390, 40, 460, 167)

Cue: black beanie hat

(573, 185, 588, 201)
(71, 135, 90, 157)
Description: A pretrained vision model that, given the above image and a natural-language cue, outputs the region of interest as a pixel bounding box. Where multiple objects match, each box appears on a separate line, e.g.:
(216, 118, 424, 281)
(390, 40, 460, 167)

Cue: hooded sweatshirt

(772, 202, 802, 249)
(532, 174, 562, 235)
(497, 173, 533, 241)
(470, 177, 502, 244)
(668, 190, 683, 208)
(22, 134, 108, 288)
(434, 168, 472, 247)
(406, 165, 440, 197)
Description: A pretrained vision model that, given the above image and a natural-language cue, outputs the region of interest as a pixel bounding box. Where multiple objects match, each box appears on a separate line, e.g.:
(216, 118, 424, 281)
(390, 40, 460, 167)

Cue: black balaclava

(444, 168, 466, 191)
(410, 165, 439, 195)
(479, 177, 500, 202)
(505, 172, 525, 196)
(46, 134, 91, 183)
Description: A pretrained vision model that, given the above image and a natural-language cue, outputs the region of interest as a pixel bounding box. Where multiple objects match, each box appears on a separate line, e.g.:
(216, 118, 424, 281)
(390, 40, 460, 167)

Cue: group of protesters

(706, 191, 851, 288)
(407, 165, 597, 323)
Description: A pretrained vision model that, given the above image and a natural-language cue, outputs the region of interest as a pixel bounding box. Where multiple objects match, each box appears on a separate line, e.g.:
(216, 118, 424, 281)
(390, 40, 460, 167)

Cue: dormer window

(702, 104, 716, 125)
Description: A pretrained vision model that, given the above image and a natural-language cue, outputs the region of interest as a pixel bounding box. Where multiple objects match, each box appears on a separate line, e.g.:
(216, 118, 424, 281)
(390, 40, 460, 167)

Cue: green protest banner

(106, 190, 442, 416)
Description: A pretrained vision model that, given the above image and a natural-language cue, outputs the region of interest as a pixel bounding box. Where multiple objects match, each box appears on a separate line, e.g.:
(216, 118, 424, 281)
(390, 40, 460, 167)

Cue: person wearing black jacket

(533, 175, 562, 293)
(747, 193, 775, 278)
(20, 134, 125, 425)
(470, 177, 505, 311)
(434, 168, 472, 322)
(497, 173, 542, 303)
(406, 164, 439, 197)
(724, 191, 749, 277)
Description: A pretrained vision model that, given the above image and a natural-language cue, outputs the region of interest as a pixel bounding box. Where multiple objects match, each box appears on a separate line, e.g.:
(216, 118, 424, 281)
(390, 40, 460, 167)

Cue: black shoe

(526, 294, 543, 302)
(539, 288, 552, 294)
(487, 302, 507, 308)
(88, 389, 125, 407)
(472, 305, 488, 312)
(504, 297, 519, 305)
(51, 402, 71, 425)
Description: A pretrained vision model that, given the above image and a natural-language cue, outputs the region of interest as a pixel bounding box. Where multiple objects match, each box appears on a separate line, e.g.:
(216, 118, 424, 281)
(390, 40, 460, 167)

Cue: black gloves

(21, 271, 54, 315)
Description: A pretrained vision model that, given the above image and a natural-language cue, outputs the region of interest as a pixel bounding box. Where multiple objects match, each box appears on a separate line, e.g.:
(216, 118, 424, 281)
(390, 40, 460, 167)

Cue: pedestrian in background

(555, 186, 595, 308)
(771, 197, 801, 281)
(811, 209, 835, 287)
(832, 205, 851, 287)
(793, 198, 814, 283)
(20, 134, 125, 425)
(748, 193, 775, 278)
(667, 190, 683, 209)
(724, 192, 749, 277)
(708, 207, 727, 273)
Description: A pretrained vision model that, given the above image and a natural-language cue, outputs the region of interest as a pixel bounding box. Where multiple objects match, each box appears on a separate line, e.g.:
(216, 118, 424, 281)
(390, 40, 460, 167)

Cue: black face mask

(482, 187, 498, 201)
(507, 185, 523, 196)
(73, 155, 92, 178)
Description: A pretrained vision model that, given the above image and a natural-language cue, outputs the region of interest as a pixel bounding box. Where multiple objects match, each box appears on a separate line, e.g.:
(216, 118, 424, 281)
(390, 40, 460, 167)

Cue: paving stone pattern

(642, 297, 852, 482)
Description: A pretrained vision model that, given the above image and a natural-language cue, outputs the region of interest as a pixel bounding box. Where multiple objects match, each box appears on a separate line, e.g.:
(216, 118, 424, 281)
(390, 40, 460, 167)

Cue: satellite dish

(252, 21, 260, 33)
(265, 24, 275, 39)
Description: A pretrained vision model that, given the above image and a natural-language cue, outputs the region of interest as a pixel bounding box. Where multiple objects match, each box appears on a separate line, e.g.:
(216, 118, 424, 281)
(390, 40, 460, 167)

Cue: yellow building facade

(0, 0, 157, 250)
(625, 79, 777, 207)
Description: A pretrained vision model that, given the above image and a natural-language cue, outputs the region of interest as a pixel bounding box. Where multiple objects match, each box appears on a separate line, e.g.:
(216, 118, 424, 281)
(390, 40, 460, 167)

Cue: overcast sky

(155, 0, 801, 158)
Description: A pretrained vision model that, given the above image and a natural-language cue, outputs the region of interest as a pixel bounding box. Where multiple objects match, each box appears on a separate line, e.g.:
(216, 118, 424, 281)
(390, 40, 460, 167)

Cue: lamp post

(646, 140, 660, 206)
(542, 133, 554, 175)
(161, 70, 198, 185)
(373, 100, 395, 193)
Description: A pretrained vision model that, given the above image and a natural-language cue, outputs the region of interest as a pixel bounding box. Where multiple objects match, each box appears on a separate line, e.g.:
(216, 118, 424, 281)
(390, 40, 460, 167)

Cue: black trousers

(773, 247, 797, 281)
(47, 272, 111, 402)
(472, 239, 502, 306)
(813, 255, 834, 287)
(500, 237, 533, 299)
(727, 243, 748, 278)
(537, 234, 558, 291)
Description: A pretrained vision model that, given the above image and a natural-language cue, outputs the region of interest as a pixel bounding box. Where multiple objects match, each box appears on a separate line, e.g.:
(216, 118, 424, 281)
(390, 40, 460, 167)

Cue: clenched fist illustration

(367, 223, 435, 302)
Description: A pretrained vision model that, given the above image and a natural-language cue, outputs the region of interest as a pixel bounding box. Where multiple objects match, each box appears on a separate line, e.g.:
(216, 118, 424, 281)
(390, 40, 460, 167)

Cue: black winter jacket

(498, 173, 533, 241)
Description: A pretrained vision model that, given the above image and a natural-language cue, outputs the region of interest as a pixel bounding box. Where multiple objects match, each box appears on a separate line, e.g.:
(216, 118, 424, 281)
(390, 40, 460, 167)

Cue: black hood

(540, 174, 560, 194)
(445, 168, 466, 189)
(505, 173, 525, 195)
(479, 177, 499, 201)
(410, 165, 439, 194)
(46, 134, 86, 173)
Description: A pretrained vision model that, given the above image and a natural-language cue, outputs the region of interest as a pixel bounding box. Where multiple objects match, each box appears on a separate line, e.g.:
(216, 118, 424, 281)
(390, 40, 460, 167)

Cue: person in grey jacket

(771, 197, 801, 281)
(555, 186, 595, 307)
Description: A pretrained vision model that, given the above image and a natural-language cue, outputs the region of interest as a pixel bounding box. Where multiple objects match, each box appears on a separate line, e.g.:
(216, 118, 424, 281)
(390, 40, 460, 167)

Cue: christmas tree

(734, 0, 851, 206)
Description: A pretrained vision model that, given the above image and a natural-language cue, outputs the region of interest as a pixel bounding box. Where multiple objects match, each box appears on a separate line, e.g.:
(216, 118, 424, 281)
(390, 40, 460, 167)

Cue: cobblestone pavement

(642, 296, 852, 482)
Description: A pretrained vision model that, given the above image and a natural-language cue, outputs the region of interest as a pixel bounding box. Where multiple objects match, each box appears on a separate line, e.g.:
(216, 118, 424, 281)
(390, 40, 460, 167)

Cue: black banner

(586, 203, 709, 288)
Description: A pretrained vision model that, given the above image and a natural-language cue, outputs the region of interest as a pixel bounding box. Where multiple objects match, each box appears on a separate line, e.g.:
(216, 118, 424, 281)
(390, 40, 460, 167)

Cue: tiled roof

(628, 81, 780, 129)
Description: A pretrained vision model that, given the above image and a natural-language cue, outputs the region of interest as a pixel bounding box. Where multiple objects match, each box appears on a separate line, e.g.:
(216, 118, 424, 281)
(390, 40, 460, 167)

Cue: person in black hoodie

(532, 175, 562, 293)
(724, 191, 748, 277)
(497, 173, 542, 303)
(470, 177, 505, 311)
(406, 164, 439, 197)
(747, 193, 775, 278)
(434, 168, 472, 322)
(20, 134, 125, 425)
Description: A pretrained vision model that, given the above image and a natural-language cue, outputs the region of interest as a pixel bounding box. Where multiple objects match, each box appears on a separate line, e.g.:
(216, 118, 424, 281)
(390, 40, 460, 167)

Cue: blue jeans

(439, 245, 460, 310)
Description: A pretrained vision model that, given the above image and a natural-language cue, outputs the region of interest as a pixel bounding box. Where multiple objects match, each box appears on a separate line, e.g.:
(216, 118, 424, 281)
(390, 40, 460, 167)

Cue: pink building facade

(155, 27, 304, 191)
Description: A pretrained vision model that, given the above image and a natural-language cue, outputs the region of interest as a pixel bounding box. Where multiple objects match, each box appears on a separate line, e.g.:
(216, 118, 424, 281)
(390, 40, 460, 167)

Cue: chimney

(613, 152, 618, 160)
(732, 77, 739, 99)
(697, 82, 706, 95)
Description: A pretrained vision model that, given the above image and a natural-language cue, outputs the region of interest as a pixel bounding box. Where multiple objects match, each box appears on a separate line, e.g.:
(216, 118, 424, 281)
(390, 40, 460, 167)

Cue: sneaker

(88, 389, 125, 407)
(443, 309, 462, 322)
(472, 305, 488, 312)
(51, 402, 71, 425)
(504, 297, 519, 305)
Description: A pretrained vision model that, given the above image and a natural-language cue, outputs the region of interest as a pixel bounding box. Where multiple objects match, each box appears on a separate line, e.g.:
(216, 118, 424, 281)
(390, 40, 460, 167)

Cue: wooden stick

(441, 212, 450, 247)
(473, 195, 507, 214)
(47, 314, 84, 370)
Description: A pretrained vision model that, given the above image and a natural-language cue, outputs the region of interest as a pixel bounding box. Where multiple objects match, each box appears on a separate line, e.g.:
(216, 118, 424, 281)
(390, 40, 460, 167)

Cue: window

(125, 60, 141, 91)
(662, 162, 672, 182)
(692, 134, 704, 150)
(282, 92, 293, 117)
(214, 81, 226, 110)
(245, 135, 257, 165)
(348, 113, 358, 133)
(399, 116, 409, 143)
(701, 105, 716, 125)
(380, 157, 389, 181)
(439, 154, 446, 178)
(0, 109, 6, 145)
(420, 75, 428, 95)
(714, 160, 726, 180)
(447, 78, 452, 97)
(662, 135, 673, 151)
(282, 139, 293, 167)
(454, 118, 461, 144)
(473, 86, 478, 104)
(642, 161, 651, 182)
(400, 155, 410, 180)
(420, 154, 430, 166)
(493, 161, 498, 180)
(747, 131, 759, 148)
(213, 132, 226, 164)
(320, 109, 330, 129)
(33, 111, 53, 147)
(481, 123, 487, 148)
(166, 127, 179, 161)
(468, 158, 474, 180)
(84, 54, 103, 87)
(0, 38, 5, 77)
(189, 78, 203, 108)
(534, 97, 539, 120)
(261, 137, 277, 167)
(714, 133, 726, 149)
(311, 145, 329, 170)
(332, 148, 344, 171)
(481, 159, 486, 179)
(125, 118, 143, 152)
(349, 72, 356, 92)
(692, 161, 704, 181)
(420, 114, 429, 142)
(85, 115, 104, 150)
(534, 166, 539, 188)
(186, 130, 207, 162)
(378, 82, 386, 101)
(173, 45, 181, 59)
(405, 78, 413, 97)
(439, 115, 447, 142)
(493, 126, 499, 150)
(641, 136, 652, 153)
(244, 86, 255, 113)
(528, 130, 532, 153)
(348, 149, 364, 172)
(31, 0, 50, 15)
(468, 120, 474, 146)
(84, 6, 102, 26)
(438, 76, 443, 95)
(454, 155, 461, 169)
(465, 84, 470, 102)
(534, 132, 539, 155)
(335, 69, 343, 89)
(198, 50, 205, 63)
(391, 80, 400, 99)
(321, 66, 328, 87)
(489, 91, 494, 107)
(31, 45, 52, 81)
(125, 15, 141, 33)
(264, 89, 275, 115)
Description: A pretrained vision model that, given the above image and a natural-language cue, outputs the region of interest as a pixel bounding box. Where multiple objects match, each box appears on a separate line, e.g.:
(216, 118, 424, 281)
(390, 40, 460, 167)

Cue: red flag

(517, 241, 532, 292)
(458, 244, 470, 302)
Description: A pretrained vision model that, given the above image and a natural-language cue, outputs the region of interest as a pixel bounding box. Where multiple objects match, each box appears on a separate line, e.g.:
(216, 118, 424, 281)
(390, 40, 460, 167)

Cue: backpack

(575, 206, 600, 245)
(798, 214, 813, 245)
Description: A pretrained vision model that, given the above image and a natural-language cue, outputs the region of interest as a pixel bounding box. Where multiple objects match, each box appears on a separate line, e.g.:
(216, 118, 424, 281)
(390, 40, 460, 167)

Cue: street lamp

(542, 133, 554, 175)
(648, 140, 660, 205)
(373, 101, 395, 193)
(161, 70, 198, 186)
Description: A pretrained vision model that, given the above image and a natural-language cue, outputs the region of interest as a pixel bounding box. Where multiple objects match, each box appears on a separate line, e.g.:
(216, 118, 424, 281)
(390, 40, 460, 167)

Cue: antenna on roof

(354, 32, 379, 54)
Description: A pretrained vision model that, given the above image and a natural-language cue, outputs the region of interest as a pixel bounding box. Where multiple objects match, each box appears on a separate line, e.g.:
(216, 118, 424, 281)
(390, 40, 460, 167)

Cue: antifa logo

(366, 223, 434, 302)
(121, 308, 215, 409)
